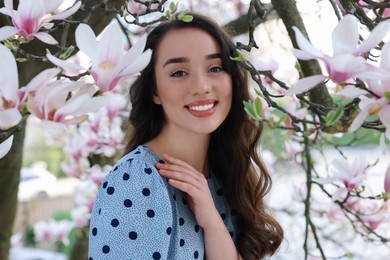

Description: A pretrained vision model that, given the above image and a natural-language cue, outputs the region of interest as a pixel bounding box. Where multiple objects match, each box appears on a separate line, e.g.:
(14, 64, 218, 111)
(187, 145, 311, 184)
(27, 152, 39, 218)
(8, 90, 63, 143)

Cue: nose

(190, 71, 212, 95)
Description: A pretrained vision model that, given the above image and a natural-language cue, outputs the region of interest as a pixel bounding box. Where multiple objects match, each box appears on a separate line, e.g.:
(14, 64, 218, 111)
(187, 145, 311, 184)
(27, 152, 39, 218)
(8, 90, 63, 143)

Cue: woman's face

(153, 28, 232, 135)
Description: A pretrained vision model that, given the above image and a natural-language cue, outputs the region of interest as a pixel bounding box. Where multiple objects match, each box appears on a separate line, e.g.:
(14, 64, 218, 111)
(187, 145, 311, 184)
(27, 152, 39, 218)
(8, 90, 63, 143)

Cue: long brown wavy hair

(126, 13, 283, 259)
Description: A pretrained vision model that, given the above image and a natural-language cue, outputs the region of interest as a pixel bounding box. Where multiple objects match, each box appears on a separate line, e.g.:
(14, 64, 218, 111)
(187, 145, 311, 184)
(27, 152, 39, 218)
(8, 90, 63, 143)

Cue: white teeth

(188, 103, 214, 111)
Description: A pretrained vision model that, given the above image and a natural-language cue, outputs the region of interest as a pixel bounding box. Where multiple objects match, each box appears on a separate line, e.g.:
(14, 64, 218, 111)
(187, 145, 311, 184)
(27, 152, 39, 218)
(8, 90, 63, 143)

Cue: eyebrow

(162, 53, 222, 68)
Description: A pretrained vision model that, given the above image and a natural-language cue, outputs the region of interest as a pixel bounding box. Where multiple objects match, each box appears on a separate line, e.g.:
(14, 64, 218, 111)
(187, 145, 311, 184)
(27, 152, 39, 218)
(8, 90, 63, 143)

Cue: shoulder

(89, 146, 175, 259)
(103, 145, 164, 187)
(95, 145, 171, 211)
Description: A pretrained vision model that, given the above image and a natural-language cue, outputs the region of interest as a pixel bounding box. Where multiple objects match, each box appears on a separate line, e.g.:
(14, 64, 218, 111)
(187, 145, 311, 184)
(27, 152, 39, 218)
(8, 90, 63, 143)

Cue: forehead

(155, 28, 221, 64)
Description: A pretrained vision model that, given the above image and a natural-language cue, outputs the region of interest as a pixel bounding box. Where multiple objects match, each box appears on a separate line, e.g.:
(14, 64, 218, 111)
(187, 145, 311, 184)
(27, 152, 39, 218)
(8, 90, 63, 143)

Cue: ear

(153, 94, 161, 104)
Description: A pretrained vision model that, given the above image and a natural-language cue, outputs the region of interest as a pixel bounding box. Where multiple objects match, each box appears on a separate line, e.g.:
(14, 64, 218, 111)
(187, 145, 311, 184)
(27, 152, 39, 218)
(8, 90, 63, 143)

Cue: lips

(185, 99, 217, 117)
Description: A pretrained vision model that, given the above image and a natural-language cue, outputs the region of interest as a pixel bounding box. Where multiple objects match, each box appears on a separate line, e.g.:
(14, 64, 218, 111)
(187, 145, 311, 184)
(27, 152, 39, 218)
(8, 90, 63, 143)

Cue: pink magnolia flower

(0, 43, 60, 130)
(341, 42, 390, 140)
(286, 14, 390, 95)
(74, 180, 99, 211)
(47, 22, 152, 92)
(60, 157, 90, 179)
(0, 0, 81, 44)
(71, 205, 91, 228)
(27, 81, 109, 135)
(316, 157, 368, 201)
(0, 44, 22, 130)
(352, 200, 387, 230)
(88, 164, 111, 186)
(0, 43, 60, 158)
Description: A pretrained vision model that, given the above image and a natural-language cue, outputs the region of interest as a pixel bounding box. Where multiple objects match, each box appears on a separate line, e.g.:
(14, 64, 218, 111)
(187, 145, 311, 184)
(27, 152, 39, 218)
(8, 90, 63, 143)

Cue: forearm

(204, 216, 241, 260)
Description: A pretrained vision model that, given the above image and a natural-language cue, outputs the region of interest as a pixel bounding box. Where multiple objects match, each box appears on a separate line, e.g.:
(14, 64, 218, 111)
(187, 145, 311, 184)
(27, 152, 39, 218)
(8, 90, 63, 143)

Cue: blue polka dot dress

(88, 145, 239, 260)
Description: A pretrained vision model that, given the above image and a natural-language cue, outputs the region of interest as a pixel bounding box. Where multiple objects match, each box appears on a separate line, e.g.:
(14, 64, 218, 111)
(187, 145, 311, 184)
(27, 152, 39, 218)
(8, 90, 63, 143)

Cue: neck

(145, 125, 211, 177)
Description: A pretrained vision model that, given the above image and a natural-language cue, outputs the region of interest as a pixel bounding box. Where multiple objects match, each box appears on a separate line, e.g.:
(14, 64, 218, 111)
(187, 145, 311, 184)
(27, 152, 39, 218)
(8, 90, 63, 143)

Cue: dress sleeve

(88, 158, 173, 260)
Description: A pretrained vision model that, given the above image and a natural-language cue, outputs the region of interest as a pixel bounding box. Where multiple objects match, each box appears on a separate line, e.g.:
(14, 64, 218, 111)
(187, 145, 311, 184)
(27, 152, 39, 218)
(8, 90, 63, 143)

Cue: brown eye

(209, 66, 223, 73)
(170, 70, 187, 77)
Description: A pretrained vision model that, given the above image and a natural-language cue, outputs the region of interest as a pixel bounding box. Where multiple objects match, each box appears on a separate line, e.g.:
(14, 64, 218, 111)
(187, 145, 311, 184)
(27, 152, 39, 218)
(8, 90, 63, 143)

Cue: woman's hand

(155, 154, 221, 230)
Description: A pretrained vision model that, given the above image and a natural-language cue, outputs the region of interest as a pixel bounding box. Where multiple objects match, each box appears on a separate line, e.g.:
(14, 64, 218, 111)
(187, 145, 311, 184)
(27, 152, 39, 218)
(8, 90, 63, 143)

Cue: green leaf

(230, 50, 245, 62)
(254, 97, 262, 117)
(180, 14, 193, 22)
(343, 253, 354, 258)
(59, 45, 75, 60)
(169, 1, 177, 11)
(165, 9, 172, 20)
(177, 10, 193, 22)
(384, 91, 390, 101)
(15, 58, 27, 62)
(243, 101, 258, 120)
(325, 105, 345, 126)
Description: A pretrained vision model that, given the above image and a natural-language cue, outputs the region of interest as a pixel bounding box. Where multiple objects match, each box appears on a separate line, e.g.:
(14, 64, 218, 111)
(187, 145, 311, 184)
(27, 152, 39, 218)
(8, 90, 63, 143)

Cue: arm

(89, 158, 173, 259)
(156, 154, 241, 260)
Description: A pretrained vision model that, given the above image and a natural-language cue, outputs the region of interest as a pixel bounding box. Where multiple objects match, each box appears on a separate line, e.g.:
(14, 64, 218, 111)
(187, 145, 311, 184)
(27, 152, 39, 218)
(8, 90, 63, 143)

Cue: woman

(88, 13, 283, 260)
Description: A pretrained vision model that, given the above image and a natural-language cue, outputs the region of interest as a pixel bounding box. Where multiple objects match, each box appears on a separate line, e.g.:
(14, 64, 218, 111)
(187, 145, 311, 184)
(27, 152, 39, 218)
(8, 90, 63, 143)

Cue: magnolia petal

(355, 65, 390, 81)
(40, 119, 68, 137)
(381, 42, 390, 72)
(77, 95, 109, 115)
(0, 135, 13, 159)
(116, 33, 148, 74)
(57, 93, 107, 119)
(291, 48, 318, 60)
(292, 27, 324, 59)
(3, 0, 13, 14)
(378, 105, 390, 129)
(62, 115, 89, 125)
(331, 159, 351, 178)
(50, 1, 81, 20)
(332, 187, 348, 202)
(34, 32, 58, 45)
(0, 26, 19, 40)
(348, 107, 369, 133)
(386, 126, 390, 141)
(0, 44, 19, 99)
(45, 81, 85, 116)
(18, 0, 45, 21)
(380, 134, 388, 155)
(47, 53, 86, 72)
(332, 15, 359, 55)
(97, 22, 124, 64)
(0, 108, 22, 130)
(385, 163, 390, 192)
(42, 0, 63, 13)
(75, 24, 98, 64)
(42, 22, 54, 29)
(118, 49, 152, 77)
(285, 74, 326, 96)
(54, 94, 91, 121)
(19, 68, 61, 103)
(0, 7, 10, 16)
(354, 21, 390, 56)
(314, 177, 338, 185)
(340, 86, 368, 98)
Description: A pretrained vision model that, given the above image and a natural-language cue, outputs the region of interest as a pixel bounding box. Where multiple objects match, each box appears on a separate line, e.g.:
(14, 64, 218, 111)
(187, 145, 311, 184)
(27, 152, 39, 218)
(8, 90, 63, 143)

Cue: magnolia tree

(1, 0, 390, 259)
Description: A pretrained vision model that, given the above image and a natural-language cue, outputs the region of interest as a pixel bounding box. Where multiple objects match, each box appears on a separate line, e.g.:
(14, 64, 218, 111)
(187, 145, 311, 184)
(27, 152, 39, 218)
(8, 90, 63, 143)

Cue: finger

(161, 154, 196, 171)
(156, 162, 203, 180)
(158, 169, 202, 188)
(167, 178, 200, 196)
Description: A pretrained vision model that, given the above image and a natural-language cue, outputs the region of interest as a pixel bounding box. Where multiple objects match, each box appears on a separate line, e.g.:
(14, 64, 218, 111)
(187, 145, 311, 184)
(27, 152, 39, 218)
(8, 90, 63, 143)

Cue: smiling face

(153, 28, 233, 136)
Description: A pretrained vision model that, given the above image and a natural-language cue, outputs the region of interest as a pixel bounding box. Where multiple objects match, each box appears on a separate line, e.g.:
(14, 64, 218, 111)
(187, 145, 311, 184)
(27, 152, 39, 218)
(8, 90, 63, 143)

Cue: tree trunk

(0, 119, 26, 260)
(271, 0, 334, 107)
(0, 0, 126, 258)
